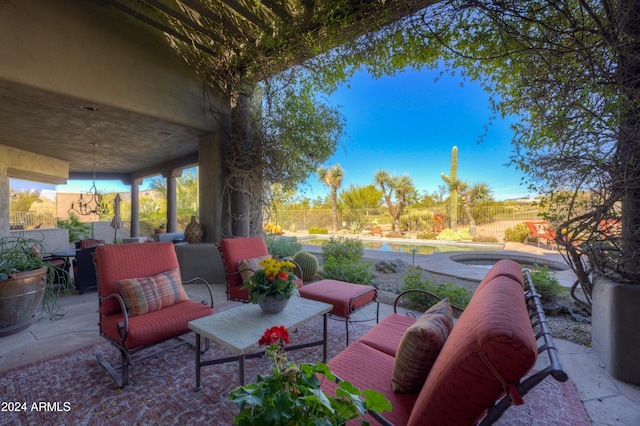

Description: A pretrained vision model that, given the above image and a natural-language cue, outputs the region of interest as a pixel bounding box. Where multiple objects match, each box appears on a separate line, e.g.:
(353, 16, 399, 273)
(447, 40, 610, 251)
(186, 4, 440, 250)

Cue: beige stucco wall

(0, 0, 218, 130)
(1, 145, 69, 239)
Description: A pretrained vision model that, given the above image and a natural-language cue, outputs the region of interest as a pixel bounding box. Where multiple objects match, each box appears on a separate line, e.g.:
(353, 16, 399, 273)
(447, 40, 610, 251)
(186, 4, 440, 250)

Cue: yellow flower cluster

(259, 258, 296, 279)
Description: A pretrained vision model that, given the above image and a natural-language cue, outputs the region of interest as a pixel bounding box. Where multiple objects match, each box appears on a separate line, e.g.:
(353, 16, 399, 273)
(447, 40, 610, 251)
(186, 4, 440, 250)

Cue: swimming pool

(298, 237, 504, 255)
(449, 253, 568, 271)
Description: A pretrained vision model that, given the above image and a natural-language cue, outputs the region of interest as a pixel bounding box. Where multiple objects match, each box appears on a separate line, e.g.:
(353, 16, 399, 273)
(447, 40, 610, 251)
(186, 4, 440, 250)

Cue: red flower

(277, 271, 288, 280)
(259, 325, 290, 346)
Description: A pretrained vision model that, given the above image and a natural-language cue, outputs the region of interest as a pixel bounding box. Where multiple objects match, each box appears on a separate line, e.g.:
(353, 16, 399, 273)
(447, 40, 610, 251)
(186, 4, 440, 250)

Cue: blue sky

(302, 68, 533, 201)
(51, 67, 532, 201)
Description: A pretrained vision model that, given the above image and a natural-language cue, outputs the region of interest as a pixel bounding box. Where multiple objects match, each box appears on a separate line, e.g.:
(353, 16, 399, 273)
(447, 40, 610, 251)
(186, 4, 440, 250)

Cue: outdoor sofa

(322, 259, 568, 425)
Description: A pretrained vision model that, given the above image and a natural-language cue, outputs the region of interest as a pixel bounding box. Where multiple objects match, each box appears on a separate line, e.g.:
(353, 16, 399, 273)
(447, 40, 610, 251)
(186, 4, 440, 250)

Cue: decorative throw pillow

(391, 298, 454, 393)
(237, 255, 270, 283)
(117, 267, 188, 316)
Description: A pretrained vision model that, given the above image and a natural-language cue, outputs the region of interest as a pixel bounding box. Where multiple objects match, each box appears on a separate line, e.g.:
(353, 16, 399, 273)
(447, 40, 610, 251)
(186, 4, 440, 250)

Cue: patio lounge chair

(95, 242, 214, 387)
(525, 221, 557, 247)
(218, 236, 303, 301)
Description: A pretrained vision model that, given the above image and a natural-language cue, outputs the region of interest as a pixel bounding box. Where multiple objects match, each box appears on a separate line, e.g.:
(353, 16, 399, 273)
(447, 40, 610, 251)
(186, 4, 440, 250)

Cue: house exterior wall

(0, 0, 218, 130)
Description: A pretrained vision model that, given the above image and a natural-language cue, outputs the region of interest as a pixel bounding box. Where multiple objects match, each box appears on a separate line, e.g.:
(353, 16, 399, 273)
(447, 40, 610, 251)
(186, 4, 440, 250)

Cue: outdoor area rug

(0, 303, 589, 426)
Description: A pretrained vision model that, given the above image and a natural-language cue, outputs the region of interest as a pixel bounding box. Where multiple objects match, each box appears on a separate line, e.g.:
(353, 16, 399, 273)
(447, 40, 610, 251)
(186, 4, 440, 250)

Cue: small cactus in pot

(292, 250, 319, 281)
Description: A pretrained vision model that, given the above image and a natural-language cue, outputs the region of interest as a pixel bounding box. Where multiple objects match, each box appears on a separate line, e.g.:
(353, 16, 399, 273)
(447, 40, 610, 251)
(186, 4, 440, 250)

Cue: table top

(189, 297, 332, 354)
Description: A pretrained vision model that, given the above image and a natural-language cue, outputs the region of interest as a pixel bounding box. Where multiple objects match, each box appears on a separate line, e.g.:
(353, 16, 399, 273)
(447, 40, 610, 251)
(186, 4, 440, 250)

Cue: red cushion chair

(95, 242, 214, 387)
(218, 237, 302, 301)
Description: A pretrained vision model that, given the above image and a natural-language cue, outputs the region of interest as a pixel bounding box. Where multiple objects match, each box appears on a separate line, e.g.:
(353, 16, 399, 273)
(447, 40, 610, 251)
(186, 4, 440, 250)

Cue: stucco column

(0, 171, 9, 239)
(199, 116, 230, 243)
(129, 178, 142, 237)
(164, 173, 179, 233)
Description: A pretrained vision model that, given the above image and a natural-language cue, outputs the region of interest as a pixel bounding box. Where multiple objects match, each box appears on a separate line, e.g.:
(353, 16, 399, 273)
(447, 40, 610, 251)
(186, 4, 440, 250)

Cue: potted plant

(0, 234, 67, 336)
(242, 258, 299, 313)
(154, 223, 166, 234)
(230, 326, 391, 425)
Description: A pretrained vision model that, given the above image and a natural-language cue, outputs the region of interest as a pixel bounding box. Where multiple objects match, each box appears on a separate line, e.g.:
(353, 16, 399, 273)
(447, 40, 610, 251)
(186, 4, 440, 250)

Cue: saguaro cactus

(440, 146, 459, 231)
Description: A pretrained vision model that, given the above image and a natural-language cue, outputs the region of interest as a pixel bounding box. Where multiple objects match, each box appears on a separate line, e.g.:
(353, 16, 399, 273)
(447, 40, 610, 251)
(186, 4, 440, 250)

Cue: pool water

(453, 258, 568, 272)
(301, 239, 492, 255)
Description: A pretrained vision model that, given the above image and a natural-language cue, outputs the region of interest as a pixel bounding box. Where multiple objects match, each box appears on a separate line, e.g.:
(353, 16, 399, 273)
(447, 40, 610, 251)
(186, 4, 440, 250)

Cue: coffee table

(188, 297, 332, 389)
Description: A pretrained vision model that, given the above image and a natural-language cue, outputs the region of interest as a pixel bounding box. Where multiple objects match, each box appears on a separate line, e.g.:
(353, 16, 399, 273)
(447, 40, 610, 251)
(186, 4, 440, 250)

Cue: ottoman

(299, 279, 379, 346)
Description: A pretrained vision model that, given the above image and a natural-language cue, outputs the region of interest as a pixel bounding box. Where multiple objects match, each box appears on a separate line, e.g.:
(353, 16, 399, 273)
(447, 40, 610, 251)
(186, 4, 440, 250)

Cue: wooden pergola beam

(105, 0, 220, 56)
(180, 0, 251, 41)
(142, 0, 227, 46)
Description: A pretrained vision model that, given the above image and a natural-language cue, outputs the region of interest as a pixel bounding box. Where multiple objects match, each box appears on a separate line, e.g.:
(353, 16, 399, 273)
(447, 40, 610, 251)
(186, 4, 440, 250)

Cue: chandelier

(68, 143, 109, 216)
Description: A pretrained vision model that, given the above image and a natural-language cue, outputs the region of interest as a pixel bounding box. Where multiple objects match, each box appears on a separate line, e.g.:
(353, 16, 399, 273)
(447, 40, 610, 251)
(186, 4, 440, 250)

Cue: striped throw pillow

(117, 267, 188, 316)
(237, 256, 270, 283)
(391, 298, 454, 393)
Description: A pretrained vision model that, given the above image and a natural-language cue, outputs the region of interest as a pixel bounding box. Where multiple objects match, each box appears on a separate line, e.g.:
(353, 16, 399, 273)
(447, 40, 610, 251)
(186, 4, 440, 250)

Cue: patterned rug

(0, 303, 589, 426)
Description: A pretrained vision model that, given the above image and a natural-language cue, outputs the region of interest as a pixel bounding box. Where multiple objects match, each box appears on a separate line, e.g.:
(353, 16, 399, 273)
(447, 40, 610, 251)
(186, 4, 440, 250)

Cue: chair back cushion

(407, 261, 537, 426)
(96, 243, 180, 316)
(218, 237, 269, 288)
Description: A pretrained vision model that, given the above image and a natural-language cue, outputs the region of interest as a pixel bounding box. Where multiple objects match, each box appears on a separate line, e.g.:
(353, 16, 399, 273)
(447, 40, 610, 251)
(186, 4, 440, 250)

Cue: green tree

(318, 164, 345, 234)
(338, 184, 383, 225)
(10, 190, 42, 211)
(374, 170, 415, 232)
(401, 1, 640, 297)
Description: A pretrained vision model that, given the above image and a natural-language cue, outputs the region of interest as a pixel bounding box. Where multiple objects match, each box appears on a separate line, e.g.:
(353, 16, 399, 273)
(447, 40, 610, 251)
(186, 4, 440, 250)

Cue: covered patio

(0, 0, 430, 242)
(3, 1, 640, 424)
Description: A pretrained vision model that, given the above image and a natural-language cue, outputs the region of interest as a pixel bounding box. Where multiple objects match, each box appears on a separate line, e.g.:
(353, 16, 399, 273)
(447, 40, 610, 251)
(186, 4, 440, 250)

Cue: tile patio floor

(1, 242, 639, 425)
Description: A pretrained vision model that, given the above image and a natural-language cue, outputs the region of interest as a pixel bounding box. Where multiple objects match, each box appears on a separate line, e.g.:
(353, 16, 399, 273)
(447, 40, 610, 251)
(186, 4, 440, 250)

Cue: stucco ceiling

(1, 0, 431, 184)
(0, 79, 203, 183)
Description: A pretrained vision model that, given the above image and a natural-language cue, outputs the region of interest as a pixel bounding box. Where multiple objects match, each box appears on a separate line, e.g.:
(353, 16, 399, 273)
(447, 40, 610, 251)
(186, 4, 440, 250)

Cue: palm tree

(318, 164, 344, 234)
(374, 170, 415, 232)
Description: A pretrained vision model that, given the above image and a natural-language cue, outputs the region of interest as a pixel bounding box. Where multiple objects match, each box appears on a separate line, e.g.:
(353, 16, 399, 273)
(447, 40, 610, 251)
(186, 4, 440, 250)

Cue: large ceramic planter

(258, 295, 290, 314)
(0, 267, 48, 337)
(592, 274, 640, 385)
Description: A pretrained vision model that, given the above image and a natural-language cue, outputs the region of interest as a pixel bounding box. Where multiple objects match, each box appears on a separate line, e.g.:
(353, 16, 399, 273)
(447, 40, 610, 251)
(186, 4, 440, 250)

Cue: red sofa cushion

(407, 271, 537, 426)
(100, 300, 213, 349)
(476, 258, 525, 292)
(323, 341, 419, 426)
(358, 313, 416, 356)
(96, 243, 181, 316)
(299, 280, 377, 317)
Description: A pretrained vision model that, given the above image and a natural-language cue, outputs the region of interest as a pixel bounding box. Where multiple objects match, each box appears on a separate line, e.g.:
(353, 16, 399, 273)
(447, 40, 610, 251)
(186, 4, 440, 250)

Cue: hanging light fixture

(68, 143, 109, 216)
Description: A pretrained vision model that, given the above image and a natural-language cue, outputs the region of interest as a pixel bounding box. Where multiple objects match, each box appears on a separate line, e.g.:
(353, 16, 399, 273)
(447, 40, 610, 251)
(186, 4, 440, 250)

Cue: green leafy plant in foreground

(402, 267, 472, 312)
(321, 236, 364, 261)
(322, 256, 375, 286)
(230, 326, 391, 425)
(528, 264, 565, 302)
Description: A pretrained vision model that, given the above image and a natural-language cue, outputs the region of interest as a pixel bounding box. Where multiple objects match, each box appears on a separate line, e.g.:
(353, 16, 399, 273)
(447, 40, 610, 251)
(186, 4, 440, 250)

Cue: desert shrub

(528, 264, 565, 302)
(401, 267, 472, 312)
(308, 226, 328, 234)
(400, 210, 434, 232)
(349, 221, 362, 234)
(416, 230, 436, 240)
(435, 228, 461, 241)
(504, 222, 530, 243)
(384, 230, 404, 238)
(321, 236, 364, 261)
(263, 222, 283, 235)
(472, 235, 499, 243)
(322, 256, 375, 285)
(265, 237, 301, 258)
(457, 229, 473, 240)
